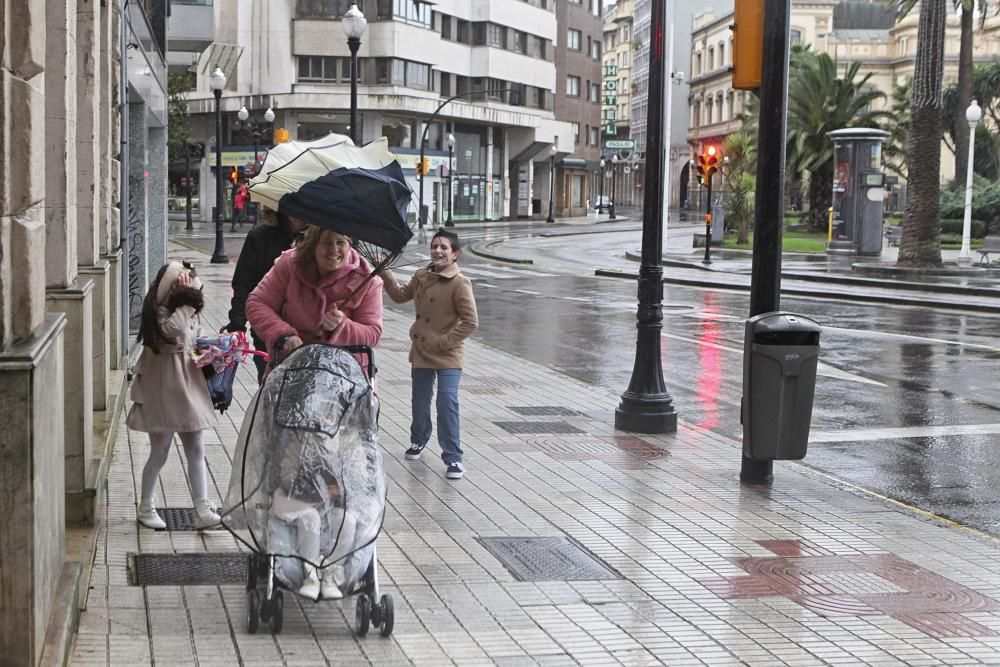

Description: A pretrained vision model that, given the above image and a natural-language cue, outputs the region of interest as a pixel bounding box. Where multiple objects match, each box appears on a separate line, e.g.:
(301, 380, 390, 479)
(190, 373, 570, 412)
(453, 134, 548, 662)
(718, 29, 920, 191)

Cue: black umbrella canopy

(278, 162, 413, 255)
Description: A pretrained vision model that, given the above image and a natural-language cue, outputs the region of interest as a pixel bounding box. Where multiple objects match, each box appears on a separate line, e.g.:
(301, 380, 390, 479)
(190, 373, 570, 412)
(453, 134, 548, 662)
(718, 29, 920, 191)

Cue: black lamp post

(209, 67, 228, 264)
(614, 0, 677, 433)
(546, 145, 557, 223)
(342, 3, 367, 144)
(237, 105, 275, 176)
(445, 133, 455, 227)
(609, 154, 618, 219)
(598, 158, 606, 214)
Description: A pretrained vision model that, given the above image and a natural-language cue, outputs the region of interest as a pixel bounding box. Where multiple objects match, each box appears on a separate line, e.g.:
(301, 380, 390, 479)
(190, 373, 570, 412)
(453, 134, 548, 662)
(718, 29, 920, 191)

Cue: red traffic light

(706, 145, 718, 157)
(697, 145, 722, 182)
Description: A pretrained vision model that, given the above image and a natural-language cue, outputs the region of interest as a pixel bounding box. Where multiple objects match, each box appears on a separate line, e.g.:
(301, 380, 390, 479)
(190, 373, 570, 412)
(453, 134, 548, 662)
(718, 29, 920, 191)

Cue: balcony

(167, 1, 215, 53)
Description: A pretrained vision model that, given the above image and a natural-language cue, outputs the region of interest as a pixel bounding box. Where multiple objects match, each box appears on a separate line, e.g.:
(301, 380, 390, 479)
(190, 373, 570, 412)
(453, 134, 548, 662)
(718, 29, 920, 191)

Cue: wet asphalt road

(174, 220, 1000, 536)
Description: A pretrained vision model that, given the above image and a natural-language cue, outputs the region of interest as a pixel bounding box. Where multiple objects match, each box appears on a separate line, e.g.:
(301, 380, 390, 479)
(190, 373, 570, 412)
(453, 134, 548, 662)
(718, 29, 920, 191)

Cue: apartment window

(374, 58, 428, 89)
(456, 19, 471, 43)
(790, 29, 802, 45)
(708, 48, 714, 70)
(566, 75, 580, 96)
(298, 56, 340, 83)
(718, 42, 725, 65)
(407, 61, 429, 89)
(695, 52, 702, 75)
(488, 24, 506, 47)
(590, 82, 600, 103)
(572, 122, 580, 144)
(440, 14, 452, 40)
(589, 126, 599, 145)
(590, 39, 601, 59)
(375, 0, 432, 26)
(512, 30, 527, 54)
(568, 29, 582, 51)
(297, 0, 352, 18)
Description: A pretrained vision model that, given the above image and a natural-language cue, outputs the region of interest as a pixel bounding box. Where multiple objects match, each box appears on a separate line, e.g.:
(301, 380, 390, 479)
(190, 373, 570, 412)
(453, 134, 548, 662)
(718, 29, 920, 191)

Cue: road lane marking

(809, 423, 1000, 443)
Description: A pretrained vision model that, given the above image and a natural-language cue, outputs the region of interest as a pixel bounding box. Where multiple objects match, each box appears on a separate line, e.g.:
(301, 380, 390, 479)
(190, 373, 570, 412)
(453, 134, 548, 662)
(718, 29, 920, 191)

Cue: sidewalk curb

(469, 240, 533, 264)
(595, 267, 1000, 313)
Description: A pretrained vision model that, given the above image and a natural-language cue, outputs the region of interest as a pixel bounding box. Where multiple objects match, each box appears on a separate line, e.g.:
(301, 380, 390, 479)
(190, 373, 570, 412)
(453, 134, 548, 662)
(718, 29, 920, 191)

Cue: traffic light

(731, 0, 764, 90)
(229, 166, 238, 183)
(696, 145, 721, 183)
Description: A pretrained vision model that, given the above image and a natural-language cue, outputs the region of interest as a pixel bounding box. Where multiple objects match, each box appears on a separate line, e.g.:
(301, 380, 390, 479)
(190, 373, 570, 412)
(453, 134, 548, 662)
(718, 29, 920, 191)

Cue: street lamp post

(446, 133, 455, 227)
(598, 158, 606, 214)
(614, 0, 677, 434)
(209, 67, 228, 264)
(609, 155, 618, 219)
(342, 3, 367, 144)
(546, 145, 557, 223)
(960, 100, 982, 264)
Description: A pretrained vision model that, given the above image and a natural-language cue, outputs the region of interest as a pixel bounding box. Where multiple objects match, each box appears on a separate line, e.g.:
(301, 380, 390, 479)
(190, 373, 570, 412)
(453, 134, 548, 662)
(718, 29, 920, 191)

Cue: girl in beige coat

(383, 230, 478, 480)
(127, 261, 220, 530)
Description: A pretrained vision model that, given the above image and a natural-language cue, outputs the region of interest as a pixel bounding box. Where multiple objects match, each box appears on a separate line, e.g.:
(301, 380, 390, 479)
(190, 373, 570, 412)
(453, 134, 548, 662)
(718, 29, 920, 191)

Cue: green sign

(604, 139, 635, 150)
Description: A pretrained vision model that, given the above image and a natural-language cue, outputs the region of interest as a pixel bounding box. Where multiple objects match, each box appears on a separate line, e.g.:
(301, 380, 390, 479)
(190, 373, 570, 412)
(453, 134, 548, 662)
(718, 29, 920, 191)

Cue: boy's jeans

(411, 368, 463, 464)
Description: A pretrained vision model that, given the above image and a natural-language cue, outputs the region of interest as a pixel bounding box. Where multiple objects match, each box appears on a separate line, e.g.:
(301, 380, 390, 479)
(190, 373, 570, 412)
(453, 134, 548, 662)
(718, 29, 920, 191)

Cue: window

(566, 75, 580, 96)
(589, 126, 599, 146)
(790, 29, 802, 45)
(407, 61, 429, 89)
(708, 47, 714, 70)
(695, 52, 702, 75)
(590, 39, 601, 59)
(718, 42, 725, 65)
(512, 30, 527, 54)
(568, 29, 582, 50)
(441, 14, 452, 40)
(590, 82, 600, 103)
(298, 55, 342, 83)
(572, 122, 580, 144)
(487, 24, 505, 48)
(456, 19, 471, 43)
(297, 0, 352, 18)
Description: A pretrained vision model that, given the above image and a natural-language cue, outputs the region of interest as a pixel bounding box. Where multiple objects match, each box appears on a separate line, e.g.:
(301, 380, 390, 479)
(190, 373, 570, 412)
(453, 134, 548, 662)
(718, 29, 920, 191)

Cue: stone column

(147, 125, 168, 270)
(127, 101, 149, 333)
(0, 0, 70, 664)
(76, 0, 101, 267)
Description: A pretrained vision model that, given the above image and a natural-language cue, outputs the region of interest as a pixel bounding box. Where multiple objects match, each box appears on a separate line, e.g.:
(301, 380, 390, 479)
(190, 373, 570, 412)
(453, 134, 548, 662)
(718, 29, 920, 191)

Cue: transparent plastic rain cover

(221, 344, 384, 591)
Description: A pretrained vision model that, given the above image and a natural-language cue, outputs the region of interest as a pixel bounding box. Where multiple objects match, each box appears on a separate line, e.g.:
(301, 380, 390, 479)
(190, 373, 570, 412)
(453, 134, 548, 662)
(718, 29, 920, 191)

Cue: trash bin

(741, 312, 821, 461)
(711, 203, 725, 245)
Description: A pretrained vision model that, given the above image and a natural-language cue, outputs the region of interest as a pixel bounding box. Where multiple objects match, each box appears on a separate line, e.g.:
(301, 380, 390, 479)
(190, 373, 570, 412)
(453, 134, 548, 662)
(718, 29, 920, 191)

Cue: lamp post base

(739, 456, 773, 485)
(210, 254, 229, 264)
(615, 392, 677, 434)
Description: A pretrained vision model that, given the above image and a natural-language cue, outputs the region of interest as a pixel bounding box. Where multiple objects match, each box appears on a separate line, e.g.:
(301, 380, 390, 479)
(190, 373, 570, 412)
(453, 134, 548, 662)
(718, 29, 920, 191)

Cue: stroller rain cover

(221, 344, 385, 590)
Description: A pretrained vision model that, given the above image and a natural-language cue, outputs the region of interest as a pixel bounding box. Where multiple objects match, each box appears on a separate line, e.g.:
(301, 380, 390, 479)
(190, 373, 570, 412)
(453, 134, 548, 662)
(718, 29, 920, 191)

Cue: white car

(593, 196, 612, 210)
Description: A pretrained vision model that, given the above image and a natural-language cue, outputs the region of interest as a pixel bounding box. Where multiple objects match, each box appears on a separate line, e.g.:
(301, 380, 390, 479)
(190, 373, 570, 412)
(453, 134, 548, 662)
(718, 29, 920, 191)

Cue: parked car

(593, 196, 612, 210)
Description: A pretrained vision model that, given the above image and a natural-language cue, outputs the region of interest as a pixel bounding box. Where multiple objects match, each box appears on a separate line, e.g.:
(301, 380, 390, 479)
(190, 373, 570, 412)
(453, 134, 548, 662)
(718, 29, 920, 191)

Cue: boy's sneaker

(445, 462, 464, 480)
(404, 443, 427, 460)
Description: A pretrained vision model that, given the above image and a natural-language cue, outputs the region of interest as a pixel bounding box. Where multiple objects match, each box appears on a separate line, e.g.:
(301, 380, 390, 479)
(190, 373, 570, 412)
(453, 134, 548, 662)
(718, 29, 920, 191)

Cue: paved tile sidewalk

(72, 243, 1000, 665)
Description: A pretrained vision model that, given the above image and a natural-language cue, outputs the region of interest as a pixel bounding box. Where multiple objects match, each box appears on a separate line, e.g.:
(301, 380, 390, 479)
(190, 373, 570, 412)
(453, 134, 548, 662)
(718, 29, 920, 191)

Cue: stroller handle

(336, 345, 377, 380)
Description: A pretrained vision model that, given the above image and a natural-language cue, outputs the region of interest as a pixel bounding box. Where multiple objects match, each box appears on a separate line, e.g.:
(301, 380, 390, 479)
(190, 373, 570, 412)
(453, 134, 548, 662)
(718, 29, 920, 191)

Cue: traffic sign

(624, 166, 631, 174)
(604, 139, 635, 150)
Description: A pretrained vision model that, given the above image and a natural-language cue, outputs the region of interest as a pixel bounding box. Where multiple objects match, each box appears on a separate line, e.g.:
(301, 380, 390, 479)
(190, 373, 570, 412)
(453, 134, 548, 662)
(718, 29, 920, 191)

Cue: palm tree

(883, 77, 911, 179)
(723, 129, 757, 244)
(898, 0, 947, 267)
(787, 52, 887, 231)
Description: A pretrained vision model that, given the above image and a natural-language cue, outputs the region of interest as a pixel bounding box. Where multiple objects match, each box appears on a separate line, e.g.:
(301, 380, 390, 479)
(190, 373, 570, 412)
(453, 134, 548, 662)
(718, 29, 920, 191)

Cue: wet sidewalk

(72, 242, 1000, 665)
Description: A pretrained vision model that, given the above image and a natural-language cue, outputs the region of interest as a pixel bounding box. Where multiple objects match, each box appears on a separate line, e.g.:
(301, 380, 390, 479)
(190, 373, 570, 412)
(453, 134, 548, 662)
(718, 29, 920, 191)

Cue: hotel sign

(602, 64, 618, 137)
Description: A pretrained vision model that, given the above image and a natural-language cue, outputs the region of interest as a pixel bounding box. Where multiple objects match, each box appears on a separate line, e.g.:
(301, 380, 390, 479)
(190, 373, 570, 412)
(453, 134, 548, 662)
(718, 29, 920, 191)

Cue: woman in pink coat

(246, 226, 383, 373)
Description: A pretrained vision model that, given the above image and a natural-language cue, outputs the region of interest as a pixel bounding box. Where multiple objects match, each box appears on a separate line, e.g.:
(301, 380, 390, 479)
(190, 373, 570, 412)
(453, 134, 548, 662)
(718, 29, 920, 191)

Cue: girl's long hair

(136, 264, 174, 354)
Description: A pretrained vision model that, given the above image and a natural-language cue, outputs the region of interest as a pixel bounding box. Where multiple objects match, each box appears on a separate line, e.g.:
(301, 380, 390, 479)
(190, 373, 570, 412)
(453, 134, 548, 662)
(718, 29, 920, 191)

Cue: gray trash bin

(741, 312, 821, 461)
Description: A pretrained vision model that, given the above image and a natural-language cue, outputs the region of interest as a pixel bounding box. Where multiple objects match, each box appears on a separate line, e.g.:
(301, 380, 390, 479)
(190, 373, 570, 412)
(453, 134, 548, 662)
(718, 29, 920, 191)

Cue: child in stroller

(221, 343, 393, 636)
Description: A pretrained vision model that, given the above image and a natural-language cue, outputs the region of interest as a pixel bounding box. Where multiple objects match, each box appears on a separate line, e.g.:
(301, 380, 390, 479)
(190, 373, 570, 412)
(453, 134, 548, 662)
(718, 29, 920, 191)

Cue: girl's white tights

(140, 431, 208, 503)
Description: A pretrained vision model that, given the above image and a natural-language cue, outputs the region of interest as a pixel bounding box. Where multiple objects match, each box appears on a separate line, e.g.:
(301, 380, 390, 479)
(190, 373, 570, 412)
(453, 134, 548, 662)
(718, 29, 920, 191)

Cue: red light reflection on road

(695, 294, 722, 429)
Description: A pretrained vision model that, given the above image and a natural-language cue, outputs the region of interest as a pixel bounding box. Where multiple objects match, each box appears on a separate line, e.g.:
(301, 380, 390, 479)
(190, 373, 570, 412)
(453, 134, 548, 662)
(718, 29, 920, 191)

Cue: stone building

(686, 1, 1000, 193)
(0, 0, 167, 664)
(178, 0, 576, 224)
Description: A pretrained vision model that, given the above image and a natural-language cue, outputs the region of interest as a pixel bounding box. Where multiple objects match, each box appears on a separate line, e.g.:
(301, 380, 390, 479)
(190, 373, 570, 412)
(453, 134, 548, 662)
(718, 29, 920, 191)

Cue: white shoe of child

(321, 565, 344, 600)
(193, 499, 221, 530)
(137, 500, 166, 530)
(298, 565, 321, 600)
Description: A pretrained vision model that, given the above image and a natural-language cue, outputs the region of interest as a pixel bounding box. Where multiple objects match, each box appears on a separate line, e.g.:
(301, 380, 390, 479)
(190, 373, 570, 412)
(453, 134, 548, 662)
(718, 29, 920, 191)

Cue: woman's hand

(174, 272, 193, 290)
(320, 305, 344, 333)
(282, 335, 304, 355)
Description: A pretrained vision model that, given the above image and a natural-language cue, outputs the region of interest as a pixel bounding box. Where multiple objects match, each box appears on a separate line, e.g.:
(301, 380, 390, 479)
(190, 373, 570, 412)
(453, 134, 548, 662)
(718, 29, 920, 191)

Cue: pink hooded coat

(246, 247, 383, 371)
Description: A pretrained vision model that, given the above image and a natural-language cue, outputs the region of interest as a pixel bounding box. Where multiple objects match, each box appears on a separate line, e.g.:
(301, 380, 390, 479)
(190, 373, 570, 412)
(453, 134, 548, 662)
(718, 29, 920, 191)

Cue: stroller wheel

(270, 590, 284, 634)
(378, 594, 394, 637)
(355, 593, 371, 636)
(247, 590, 260, 634)
(246, 557, 257, 591)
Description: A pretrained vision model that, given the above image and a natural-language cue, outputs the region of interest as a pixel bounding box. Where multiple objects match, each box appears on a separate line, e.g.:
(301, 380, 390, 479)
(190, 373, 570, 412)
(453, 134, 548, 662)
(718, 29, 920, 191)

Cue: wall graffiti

(127, 168, 146, 332)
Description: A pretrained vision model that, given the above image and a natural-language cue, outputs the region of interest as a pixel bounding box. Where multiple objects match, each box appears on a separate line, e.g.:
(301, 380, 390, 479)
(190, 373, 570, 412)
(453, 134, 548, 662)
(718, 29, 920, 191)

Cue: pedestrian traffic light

(420, 157, 431, 175)
(731, 0, 764, 90)
(229, 166, 238, 183)
(697, 145, 721, 183)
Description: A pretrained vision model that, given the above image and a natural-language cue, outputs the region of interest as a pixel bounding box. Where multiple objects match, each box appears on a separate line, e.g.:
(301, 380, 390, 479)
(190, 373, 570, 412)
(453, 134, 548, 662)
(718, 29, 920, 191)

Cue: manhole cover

(478, 536, 621, 582)
(508, 406, 582, 417)
(493, 421, 585, 434)
(127, 553, 248, 586)
(157, 508, 199, 531)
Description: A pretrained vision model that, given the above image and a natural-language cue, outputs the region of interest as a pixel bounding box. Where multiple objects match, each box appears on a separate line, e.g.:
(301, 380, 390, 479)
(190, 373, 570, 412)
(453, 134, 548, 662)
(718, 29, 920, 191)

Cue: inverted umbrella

(248, 134, 413, 268)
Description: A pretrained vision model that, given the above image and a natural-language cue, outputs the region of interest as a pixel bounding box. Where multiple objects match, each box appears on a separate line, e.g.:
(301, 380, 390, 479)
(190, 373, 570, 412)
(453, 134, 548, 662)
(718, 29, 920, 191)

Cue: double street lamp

(237, 105, 275, 177)
(445, 133, 455, 227)
(960, 100, 982, 264)
(342, 4, 367, 144)
(209, 67, 228, 264)
(546, 145, 557, 223)
(598, 158, 606, 214)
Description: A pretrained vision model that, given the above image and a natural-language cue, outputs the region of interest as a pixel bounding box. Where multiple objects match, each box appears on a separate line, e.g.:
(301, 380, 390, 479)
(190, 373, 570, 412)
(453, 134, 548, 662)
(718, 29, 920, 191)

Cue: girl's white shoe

(321, 565, 344, 600)
(298, 565, 321, 600)
(137, 500, 166, 530)
(193, 499, 221, 530)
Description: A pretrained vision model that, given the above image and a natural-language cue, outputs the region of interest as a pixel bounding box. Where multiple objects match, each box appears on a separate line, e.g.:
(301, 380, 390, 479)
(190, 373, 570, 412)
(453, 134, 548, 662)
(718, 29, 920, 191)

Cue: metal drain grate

(157, 508, 199, 531)
(508, 406, 582, 417)
(478, 536, 621, 582)
(127, 553, 248, 586)
(493, 421, 585, 434)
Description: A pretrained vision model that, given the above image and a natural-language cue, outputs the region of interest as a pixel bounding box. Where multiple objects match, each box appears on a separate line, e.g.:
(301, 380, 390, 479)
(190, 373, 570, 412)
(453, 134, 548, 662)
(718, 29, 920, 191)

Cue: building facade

(686, 1, 999, 199)
(177, 0, 576, 224)
(553, 0, 605, 215)
(1, 0, 167, 664)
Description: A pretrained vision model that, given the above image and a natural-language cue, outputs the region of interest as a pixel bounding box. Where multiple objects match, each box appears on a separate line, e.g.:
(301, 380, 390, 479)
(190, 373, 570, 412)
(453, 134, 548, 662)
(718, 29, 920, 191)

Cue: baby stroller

(220, 343, 394, 637)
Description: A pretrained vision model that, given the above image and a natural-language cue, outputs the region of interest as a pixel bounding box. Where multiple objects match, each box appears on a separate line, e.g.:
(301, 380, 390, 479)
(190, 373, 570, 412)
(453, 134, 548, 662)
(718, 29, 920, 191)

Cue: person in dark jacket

(225, 206, 307, 382)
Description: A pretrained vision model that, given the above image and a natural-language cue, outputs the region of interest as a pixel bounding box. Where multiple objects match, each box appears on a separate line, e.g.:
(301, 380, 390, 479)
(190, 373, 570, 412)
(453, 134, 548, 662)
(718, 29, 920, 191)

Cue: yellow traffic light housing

(731, 0, 764, 91)
(696, 145, 721, 183)
(418, 157, 431, 175)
